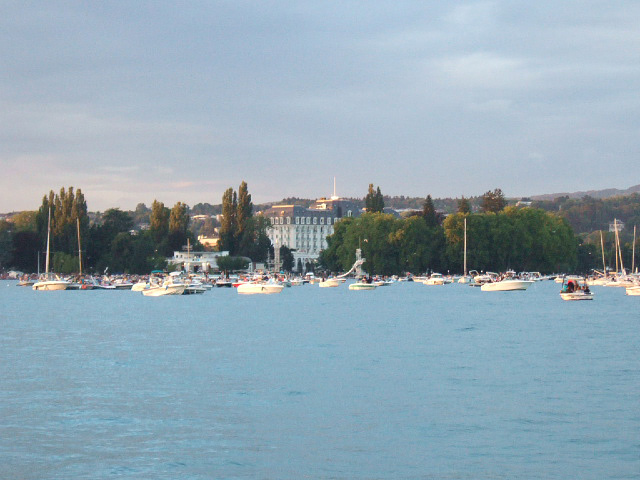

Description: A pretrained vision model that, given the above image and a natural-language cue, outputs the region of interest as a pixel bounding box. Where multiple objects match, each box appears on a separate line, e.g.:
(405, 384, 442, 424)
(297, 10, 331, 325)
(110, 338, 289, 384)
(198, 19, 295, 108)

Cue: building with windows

(167, 250, 229, 273)
(609, 220, 625, 232)
(264, 195, 362, 272)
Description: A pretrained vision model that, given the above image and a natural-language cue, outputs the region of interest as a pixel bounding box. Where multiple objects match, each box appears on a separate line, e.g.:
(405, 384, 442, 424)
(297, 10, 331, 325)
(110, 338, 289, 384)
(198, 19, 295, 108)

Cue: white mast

(614, 218, 625, 275)
(45, 206, 51, 275)
(633, 225, 636, 274)
(463, 217, 467, 277)
(77, 217, 82, 275)
(600, 230, 607, 277)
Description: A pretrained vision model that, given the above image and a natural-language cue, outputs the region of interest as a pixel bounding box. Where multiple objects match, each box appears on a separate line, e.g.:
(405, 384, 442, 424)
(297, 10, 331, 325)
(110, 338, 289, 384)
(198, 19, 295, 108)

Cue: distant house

(609, 220, 625, 232)
(167, 250, 229, 273)
(198, 235, 220, 250)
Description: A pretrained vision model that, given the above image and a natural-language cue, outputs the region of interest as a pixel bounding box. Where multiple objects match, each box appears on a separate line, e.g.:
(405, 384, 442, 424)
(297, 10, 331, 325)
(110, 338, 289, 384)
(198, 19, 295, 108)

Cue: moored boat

(237, 281, 284, 295)
(32, 276, 71, 291)
(560, 277, 594, 300)
(625, 285, 640, 296)
(423, 273, 445, 285)
(348, 281, 377, 291)
(319, 278, 341, 288)
(141, 283, 187, 296)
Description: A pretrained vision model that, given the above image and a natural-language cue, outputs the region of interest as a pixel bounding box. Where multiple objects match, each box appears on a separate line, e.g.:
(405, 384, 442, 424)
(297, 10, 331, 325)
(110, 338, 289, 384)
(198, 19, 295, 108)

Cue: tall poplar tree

(169, 201, 190, 251)
(220, 188, 238, 253)
(236, 181, 253, 255)
(365, 184, 384, 213)
(150, 200, 169, 240)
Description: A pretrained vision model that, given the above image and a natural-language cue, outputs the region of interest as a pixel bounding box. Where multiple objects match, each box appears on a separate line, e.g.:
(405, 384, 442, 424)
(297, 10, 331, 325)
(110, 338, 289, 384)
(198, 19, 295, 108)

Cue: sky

(1, 1, 640, 212)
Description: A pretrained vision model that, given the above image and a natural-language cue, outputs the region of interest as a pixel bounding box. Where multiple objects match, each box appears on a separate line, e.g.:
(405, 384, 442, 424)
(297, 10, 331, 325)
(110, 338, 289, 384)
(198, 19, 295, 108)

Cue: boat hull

(32, 281, 70, 291)
(237, 283, 284, 295)
(348, 283, 377, 291)
(625, 286, 640, 296)
(481, 280, 534, 292)
(560, 292, 594, 301)
(141, 284, 186, 296)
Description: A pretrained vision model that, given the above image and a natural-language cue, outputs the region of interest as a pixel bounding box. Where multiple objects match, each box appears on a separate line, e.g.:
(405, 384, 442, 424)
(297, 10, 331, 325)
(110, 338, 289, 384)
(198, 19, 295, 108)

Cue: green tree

(216, 255, 249, 272)
(481, 188, 507, 213)
(365, 184, 385, 213)
(35, 187, 88, 256)
(0, 220, 12, 270)
(458, 197, 471, 214)
(219, 188, 238, 253)
(150, 200, 170, 242)
(236, 181, 254, 256)
(11, 211, 37, 232)
(168, 201, 190, 252)
(279, 245, 294, 272)
(11, 231, 41, 272)
(422, 195, 438, 227)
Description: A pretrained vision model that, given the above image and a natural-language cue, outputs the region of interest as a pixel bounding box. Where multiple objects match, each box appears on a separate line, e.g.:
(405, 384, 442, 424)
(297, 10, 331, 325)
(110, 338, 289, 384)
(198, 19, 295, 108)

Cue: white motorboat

(481, 278, 534, 292)
(140, 274, 187, 296)
(319, 278, 341, 288)
(560, 290, 594, 301)
(141, 282, 187, 296)
(32, 276, 71, 291)
(625, 285, 640, 296)
(560, 277, 594, 300)
(131, 281, 149, 292)
(423, 273, 445, 285)
(237, 282, 284, 295)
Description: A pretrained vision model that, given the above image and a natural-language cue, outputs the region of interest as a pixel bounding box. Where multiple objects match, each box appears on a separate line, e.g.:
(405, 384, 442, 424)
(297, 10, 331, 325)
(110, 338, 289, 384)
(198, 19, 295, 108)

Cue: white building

(609, 220, 625, 232)
(167, 250, 229, 273)
(265, 195, 361, 272)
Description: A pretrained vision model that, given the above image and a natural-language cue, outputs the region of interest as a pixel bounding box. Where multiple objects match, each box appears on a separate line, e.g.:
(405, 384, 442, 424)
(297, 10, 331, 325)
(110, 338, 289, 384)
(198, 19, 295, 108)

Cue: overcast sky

(1, 1, 639, 211)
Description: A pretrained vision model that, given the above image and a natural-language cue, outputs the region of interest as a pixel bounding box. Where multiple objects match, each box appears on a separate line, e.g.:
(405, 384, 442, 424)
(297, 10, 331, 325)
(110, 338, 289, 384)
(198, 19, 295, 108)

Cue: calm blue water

(1, 280, 638, 479)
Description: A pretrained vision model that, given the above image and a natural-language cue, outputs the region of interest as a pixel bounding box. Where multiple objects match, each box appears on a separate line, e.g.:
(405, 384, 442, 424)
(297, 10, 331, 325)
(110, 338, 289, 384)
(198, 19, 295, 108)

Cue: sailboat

(32, 207, 70, 291)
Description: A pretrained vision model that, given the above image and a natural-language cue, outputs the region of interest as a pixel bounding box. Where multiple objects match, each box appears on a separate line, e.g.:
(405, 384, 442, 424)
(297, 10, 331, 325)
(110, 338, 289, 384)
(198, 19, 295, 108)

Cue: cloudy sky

(1, 1, 639, 211)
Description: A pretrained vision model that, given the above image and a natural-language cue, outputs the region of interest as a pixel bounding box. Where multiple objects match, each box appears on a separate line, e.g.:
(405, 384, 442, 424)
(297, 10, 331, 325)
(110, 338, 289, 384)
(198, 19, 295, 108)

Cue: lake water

(1, 280, 639, 479)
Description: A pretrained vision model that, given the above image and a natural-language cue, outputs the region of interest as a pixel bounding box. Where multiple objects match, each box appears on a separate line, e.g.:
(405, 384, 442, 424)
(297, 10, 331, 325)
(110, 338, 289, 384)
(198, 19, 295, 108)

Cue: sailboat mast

(45, 206, 51, 275)
(633, 225, 636, 274)
(600, 230, 607, 277)
(615, 218, 625, 275)
(614, 220, 619, 274)
(77, 217, 82, 275)
(463, 217, 467, 276)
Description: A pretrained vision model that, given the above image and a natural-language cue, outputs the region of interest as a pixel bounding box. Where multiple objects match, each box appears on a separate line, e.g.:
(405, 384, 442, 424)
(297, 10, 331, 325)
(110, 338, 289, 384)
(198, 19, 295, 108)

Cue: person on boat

(566, 281, 575, 293)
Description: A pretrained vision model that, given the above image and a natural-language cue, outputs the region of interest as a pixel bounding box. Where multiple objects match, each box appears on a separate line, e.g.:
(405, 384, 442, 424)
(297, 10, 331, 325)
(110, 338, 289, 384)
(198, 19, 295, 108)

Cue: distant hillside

(531, 184, 640, 201)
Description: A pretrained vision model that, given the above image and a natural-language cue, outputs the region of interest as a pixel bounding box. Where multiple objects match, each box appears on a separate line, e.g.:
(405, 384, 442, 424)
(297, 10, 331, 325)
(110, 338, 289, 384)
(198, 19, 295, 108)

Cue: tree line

(1, 184, 636, 276)
(319, 187, 583, 275)
(1, 187, 192, 274)
(319, 207, 578, 275)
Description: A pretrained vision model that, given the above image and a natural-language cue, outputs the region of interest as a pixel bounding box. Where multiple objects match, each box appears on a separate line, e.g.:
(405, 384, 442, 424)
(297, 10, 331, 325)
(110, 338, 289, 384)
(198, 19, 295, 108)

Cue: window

(334, 217, 338, 224)
(286, 217, 291, 224)
(306, 217, 310, 224)
(320, 217, 324, 224)
(295, 217, 300, 224)
(279, 217, 283, 224)
(347, 210, 352, 217)
(313, 217, 317, 225)
(327, 217, 331, 225)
